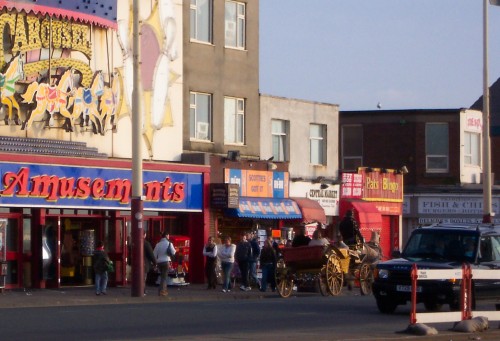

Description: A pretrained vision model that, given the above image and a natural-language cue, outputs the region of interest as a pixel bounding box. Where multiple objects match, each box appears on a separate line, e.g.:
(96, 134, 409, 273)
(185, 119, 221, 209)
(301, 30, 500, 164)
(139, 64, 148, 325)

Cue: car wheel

(376, 297, 397, 314)
(424, 301, 442, 312)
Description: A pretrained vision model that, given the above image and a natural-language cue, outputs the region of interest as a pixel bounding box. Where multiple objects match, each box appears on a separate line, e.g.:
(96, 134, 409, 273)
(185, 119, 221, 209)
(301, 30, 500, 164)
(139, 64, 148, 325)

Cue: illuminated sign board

(0, 163, 202, 211)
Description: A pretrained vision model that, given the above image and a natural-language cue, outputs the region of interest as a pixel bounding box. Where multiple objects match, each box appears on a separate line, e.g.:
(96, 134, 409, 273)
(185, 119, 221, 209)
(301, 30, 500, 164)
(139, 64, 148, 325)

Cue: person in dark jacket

(292, 227, 311, 247)
(339, 210, 363, 247)
(259, 237, 277, 292)
(235, 232, 252, 291)
(202, 236, 218, 289)
(248, 231, 261, 289)
(144, 232, 157, 295)
(93, 240, 111, 296)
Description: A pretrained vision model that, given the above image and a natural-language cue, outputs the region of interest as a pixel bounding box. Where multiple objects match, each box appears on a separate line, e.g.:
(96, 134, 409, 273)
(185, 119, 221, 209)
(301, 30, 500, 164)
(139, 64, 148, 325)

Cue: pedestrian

(308, 229, 330, 247)
(248, 231, 261, 289)
(93, 240, 111, 296)
(153, 232, 176, 296)
(235, 232, 252, 291)
(338, 210, 364, 247)
(218, 236, 236, 293)
(259, 238, 277, 292)
(292, 226, 311, 247)
(203, 236, 218, 289)
(144, 231, 157, 296)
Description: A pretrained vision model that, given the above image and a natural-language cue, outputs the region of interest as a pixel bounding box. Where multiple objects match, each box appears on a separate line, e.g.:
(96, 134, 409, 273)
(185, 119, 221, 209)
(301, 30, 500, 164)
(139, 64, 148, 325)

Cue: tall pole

(131, 0, 144, 297)
(483, 0, 494, 223)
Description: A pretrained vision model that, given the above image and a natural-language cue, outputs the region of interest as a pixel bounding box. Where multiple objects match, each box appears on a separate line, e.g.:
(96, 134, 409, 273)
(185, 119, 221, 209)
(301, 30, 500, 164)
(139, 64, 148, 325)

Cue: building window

(224, 97, 245, 144)
(341, 125, 363, 171)
(310, 124, 326, 165)
(426, 123, 449, 172)
(190, 0, 212, 43)
(272, 119, 289, 162)
(464, 131, 480, 166)
(190, 92, 212, 141)
(225, 1, 245, 49)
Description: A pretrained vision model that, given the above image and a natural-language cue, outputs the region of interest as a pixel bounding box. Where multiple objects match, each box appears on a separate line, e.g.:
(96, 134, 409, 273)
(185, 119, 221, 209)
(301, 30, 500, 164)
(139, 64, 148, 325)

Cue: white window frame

(464, 131, 480, 166)
(225, 1, 246, 49)
(224, 97, 245, 145)
(190, 92, 212, 141)
(272, 119, 289, 162)
(190, 0, 212, 43)
(426, 122, 449, 173)
(310, 123, 326, 166)
(341, 125, 363, 171)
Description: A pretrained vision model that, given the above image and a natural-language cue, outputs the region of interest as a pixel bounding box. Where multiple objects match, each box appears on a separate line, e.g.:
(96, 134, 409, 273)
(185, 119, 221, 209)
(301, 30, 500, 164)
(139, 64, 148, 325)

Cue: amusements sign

(0, 162, 203, 211)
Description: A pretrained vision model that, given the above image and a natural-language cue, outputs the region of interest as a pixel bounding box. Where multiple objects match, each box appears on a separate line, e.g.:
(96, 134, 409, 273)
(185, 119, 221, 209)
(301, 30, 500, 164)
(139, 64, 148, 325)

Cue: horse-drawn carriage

(275, 239, 382, 298)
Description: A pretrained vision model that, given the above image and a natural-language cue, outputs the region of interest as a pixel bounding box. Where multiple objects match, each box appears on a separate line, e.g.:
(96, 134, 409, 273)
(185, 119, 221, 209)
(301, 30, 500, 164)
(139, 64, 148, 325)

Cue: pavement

(0, 283, 280, 309)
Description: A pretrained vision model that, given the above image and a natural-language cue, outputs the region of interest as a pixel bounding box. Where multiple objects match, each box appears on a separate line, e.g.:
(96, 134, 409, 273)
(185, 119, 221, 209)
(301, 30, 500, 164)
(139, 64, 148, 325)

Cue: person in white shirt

(153, 232, 176, 296)
(218, 236, 236, 292)
(308, 229, 330, 247)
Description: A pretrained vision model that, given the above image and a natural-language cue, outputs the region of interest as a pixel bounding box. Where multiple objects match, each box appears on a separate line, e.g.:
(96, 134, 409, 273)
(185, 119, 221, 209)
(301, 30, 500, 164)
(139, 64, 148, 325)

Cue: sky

(259, 0, 500, 111)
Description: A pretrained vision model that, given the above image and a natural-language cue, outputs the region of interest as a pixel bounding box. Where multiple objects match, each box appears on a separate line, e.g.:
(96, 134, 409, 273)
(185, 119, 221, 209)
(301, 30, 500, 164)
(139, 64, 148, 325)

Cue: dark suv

(372, 223, 500, 314)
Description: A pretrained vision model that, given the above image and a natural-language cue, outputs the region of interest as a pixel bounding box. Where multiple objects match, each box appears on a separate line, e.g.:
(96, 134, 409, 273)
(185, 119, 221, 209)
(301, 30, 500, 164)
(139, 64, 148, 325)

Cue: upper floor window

(190, 0, 212, 43)
(224, 97, 245, 144)
(310, 124, 326, 165)
(464, 131, 480, 167)
(272, 119, 289, 162)
(190, 92, 212, 141)
(225, 1, 245, 49)
(426, 123, 449, 172)
(341, 125, 363, 171)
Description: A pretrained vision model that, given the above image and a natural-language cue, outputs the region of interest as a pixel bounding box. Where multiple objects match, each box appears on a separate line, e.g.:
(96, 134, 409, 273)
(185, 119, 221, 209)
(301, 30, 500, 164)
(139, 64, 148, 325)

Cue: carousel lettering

(0, 12, 92, 66)
(0, 167, 186, 205)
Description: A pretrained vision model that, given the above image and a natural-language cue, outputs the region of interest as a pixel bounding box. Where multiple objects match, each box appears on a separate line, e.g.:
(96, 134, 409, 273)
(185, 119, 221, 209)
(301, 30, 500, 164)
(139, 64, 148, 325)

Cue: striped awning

(225, 197, 302, 220)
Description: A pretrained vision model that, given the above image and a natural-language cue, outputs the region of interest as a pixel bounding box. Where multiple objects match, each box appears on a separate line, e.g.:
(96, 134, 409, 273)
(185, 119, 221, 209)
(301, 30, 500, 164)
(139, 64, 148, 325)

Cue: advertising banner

(0, 163, 203, 211)
(224, 169, 289, 198)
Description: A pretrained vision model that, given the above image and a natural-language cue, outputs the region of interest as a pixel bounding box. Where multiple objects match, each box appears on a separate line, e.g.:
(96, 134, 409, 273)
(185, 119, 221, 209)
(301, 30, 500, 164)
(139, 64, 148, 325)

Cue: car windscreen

(402, 230, 479, 262)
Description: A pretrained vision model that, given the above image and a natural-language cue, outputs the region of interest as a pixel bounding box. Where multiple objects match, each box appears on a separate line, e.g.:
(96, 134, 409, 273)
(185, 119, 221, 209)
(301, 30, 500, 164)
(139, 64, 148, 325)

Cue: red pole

(410, 263, 418, 324)
(464, 263, 473, 320)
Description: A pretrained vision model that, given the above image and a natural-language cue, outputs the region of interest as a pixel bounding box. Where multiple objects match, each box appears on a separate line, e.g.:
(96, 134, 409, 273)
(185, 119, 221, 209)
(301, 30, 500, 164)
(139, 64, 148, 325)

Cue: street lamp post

(482, 0, 500, 223)
(131, 0, 144, 297)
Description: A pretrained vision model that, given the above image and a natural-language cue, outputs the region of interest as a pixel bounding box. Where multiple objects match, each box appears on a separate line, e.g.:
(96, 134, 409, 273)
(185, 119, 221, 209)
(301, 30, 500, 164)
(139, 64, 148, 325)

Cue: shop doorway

(3, 215, 23, 289)
(44, 216, 104, 287)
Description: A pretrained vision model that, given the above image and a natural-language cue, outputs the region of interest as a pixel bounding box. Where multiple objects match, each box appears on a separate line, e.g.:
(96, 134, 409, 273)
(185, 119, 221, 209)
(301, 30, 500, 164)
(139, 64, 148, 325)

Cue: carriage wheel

(275, 259, 294, 298)
(318, 267, 330, 296)
(325, 253, 343, 296)
(359, 263, 374, 296)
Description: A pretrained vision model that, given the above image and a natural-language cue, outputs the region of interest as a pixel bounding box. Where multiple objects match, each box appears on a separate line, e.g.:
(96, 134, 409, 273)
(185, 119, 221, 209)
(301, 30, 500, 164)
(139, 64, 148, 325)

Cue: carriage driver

(338, 210, 364, 248)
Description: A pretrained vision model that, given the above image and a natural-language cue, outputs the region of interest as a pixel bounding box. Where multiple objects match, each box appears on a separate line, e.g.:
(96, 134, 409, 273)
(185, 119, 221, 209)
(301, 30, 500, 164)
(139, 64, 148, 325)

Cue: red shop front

(0, 153, 210, 289)
(339, 168, 403, 260)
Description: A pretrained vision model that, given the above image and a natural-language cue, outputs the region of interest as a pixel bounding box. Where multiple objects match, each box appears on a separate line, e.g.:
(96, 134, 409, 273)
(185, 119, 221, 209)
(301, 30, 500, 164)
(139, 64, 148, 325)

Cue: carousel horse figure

(21, 68, 76, 131)
(71, 71, 104, 134)
(0, 54, 24, 125)
(100, 71, 122, 133)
